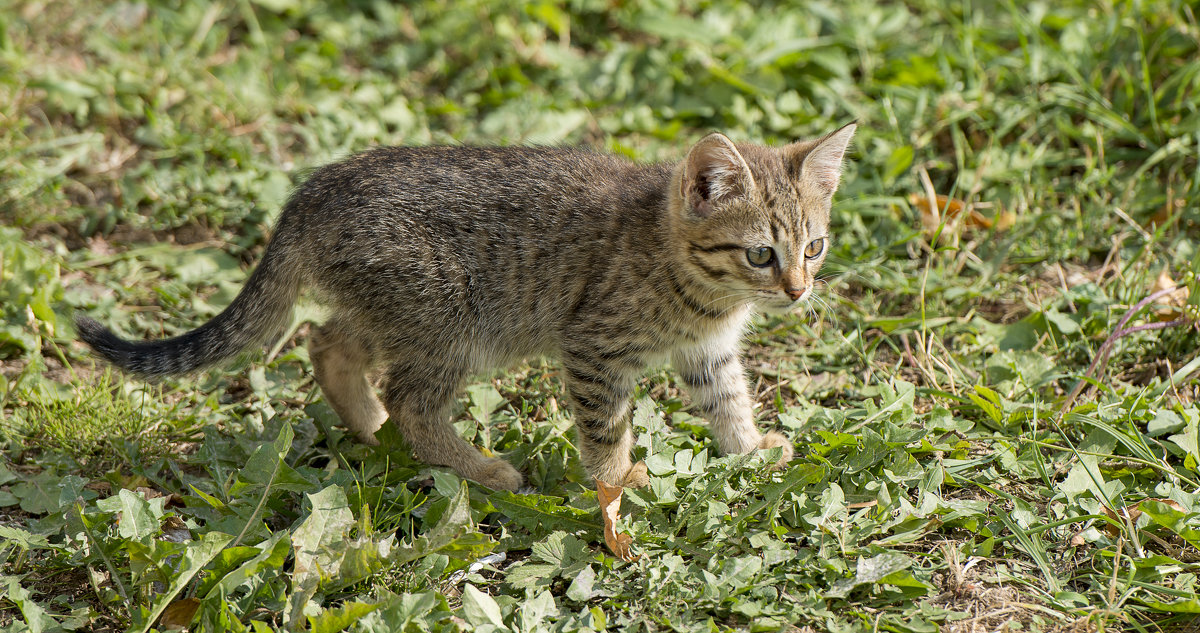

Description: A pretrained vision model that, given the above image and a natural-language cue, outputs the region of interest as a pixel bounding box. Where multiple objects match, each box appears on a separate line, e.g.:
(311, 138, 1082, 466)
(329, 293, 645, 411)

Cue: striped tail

(77, 248, 301, 377)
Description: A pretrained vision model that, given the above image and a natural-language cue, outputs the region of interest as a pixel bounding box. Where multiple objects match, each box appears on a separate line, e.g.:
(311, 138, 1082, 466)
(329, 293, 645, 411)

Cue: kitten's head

(670, 123, 855, 315)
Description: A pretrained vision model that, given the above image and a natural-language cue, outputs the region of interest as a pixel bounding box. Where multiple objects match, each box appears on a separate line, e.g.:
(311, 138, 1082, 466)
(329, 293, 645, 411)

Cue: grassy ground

(2, 0, 1199, 631)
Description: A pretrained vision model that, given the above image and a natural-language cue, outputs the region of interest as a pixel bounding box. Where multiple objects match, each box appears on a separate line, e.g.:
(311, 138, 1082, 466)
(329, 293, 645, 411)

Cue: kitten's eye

(804, 238, 825, 259)
(745, 246, 775, 268)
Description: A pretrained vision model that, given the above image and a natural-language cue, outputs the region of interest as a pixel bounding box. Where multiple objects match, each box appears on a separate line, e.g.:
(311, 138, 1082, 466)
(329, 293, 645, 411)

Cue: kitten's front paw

(758, 431, 794, 469)
(474, 458, 524, 491)
(591, 458, 648, 489)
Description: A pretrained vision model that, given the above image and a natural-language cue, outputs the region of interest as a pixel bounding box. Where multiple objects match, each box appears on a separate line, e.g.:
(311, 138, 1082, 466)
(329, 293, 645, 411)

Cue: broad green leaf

(883, 145, 914, 184)
(135, 532, 234, 633)
(1141, 598, 1200, 613)
(12, 472, 63, 515)
(968, 386, 1003, 425)
(825, 553, 914, 599)
(516, 590, 559, 631)
(565, 564, 597, 602)
(309, 600, 385, 633)
(1, 576, 57, 633)
(358, 593, 448, 633)
(237, 424, 312, 493)
(460, 583, 505, 628)
(1140, 501, 1200, 550)
(490, 491, 600, 535)
(0, 525, 52, 551)
(204, 531, 291, 599)
(1169, 416, 1200, 466)
(467, 383, 506, 427)
(531, 531, 587, 567)
(377, 481, 493, 580)
(96, 489, 159, 540)
(286, 484, 355, 628)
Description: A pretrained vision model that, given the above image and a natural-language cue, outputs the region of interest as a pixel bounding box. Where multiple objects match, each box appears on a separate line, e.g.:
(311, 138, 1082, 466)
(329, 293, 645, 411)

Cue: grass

(1, 0, 1199, 631)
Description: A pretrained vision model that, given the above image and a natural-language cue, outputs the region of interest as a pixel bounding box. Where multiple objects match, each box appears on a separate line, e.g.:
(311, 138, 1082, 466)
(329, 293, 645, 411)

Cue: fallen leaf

(992, 210, 1017, 231)
(1068, 530, 1087, 547)
(1101, 498, 1184, 538)
(159, 598, 199, 630)
(161, 516, 191, 543)
(908, 193, 1011, 240)
(1151, 269, 1190, 320)
(137, 486, 181, 507)
(1147, 197, 1184, 229)
(1141, 498, 1187, 513)
(84, 480, 112, 494)
(596, 462, 646, 562)
(1101, 504, 1142, 537)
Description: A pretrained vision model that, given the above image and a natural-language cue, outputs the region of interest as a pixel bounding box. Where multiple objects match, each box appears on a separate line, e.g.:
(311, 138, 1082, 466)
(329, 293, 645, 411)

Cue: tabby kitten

(78, 124, 856, 491)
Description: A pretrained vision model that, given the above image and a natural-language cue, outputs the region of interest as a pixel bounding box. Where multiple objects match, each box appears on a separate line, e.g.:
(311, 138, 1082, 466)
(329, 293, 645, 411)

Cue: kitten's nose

(784, 286, 806, 301)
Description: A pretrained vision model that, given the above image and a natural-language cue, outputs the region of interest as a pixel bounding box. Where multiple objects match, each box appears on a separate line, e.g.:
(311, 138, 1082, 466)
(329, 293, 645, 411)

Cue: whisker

(691, 289, 757, 313)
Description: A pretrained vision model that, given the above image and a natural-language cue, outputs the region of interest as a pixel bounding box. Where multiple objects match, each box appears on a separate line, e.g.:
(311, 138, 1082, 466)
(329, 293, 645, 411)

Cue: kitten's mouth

(757, 297, 807, 315)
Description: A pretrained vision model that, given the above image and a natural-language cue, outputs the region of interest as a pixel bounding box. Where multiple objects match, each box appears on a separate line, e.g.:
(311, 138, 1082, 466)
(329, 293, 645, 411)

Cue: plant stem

(1059, 286, 1192, 417)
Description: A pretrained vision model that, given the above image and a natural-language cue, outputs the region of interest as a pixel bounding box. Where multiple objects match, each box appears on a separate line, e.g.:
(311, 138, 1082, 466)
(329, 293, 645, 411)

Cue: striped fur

(78, 125, 855, 490)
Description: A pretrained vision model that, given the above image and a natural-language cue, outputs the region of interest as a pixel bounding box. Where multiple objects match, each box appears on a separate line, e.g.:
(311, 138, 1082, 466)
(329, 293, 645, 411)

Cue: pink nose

(785, 287, 805, 301)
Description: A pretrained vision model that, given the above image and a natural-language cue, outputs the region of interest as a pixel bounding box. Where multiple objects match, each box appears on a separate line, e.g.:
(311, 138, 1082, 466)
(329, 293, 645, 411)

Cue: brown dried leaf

(909, 193, 1011, 239)
(1101, 504, 1141, 537)
(596, 463, 645, 562)
(159, 598, 199, 630)
(137, 486, 182, 507)
(85, 480, 111, 494)
(1140, 497, 1187, 513)
(1151, 269, 1190, 320)
(161, 516, 191, 543)
(992, 210, 1017, 231)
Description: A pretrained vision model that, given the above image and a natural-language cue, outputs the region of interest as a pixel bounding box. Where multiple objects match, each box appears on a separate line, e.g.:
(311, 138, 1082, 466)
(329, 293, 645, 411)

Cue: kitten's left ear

(793, 122, 856, 193)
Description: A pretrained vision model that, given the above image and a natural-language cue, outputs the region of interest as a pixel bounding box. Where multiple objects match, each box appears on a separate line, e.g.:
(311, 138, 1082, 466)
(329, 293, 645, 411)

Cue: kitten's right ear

(681, 133, 755, 217)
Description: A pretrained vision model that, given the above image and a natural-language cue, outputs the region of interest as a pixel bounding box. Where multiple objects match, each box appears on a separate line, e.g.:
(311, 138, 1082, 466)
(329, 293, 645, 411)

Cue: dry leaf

(992, 210, 1017, 231)
(1147, 197, 1184, 229)
(1100, 498, 1183, 538)
(137, 486, 182, 507)
(1141, 498, 1187, 513)
(908, 193, 1011, 239)
(596, 461, 647, 562)
(85, 480, 112, 494)
(159, 598, 199, 630)
(1068, 530, 1087, 547)
(1101, 504, 1142, 537)
(161, 516, 191, 543)
(1151, 269, 1190, 320)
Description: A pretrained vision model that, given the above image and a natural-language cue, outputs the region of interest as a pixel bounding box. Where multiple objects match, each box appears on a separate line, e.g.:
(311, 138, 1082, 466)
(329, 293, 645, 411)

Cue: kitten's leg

(310, 323, 387, 444)
(379, 359, 523, 492)
(672, 343, 793, 467)
(562, 354, 647, 487)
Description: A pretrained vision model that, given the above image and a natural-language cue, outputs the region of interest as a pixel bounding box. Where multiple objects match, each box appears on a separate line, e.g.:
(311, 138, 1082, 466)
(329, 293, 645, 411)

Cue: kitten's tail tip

(75, 316, 129, 360)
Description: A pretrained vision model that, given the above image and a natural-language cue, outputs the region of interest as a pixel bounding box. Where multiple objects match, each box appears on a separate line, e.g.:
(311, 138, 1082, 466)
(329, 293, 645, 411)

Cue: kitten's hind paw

(759, 431, 794, 469)
(473, 458, 524, 492)
(622, 461, 649, 488)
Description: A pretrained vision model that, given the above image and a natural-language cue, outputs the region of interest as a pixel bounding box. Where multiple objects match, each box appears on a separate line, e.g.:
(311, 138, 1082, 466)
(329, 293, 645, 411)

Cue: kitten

(77, 124, 856, 491)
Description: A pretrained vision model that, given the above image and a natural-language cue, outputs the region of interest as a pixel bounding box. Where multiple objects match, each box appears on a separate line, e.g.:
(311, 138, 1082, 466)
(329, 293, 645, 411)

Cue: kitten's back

(278, 146, 674, 363)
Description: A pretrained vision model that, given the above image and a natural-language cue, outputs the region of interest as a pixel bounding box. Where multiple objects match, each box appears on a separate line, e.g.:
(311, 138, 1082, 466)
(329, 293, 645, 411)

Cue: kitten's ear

(792, 122, 856, 194)
(681, 133, 756, 217)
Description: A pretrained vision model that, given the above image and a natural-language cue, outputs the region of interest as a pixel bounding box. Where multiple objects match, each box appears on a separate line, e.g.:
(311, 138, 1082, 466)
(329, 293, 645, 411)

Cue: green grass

(2, 0, 1199, 631)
